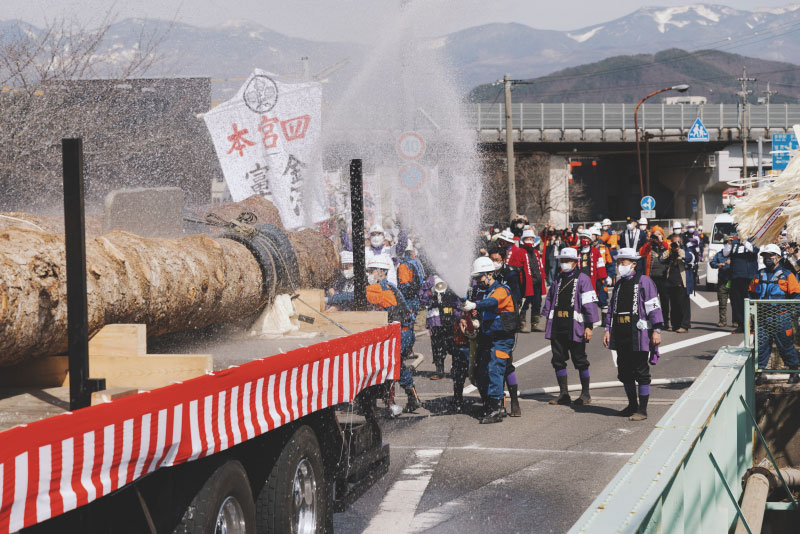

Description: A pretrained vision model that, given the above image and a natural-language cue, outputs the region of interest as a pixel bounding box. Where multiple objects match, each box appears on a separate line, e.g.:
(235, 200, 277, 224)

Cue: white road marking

(462, 346, 551, 394)
(391, 445, 633, 456)
(658, 330, 731, 354)
(362, 448, 444, 534)
(699, 273, 707, 281)
(690, 293, 719, 308)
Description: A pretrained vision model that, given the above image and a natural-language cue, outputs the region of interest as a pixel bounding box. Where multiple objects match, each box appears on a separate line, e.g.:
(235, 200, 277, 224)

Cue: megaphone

(434, 276, 447, 294)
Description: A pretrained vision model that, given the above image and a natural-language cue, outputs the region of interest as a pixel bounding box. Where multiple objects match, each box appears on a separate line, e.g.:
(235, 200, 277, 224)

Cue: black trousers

(730, 278, 749, 327)
(616, 347, 651, 385)
(668, 286, 691, 330)
(653, 277, 670, 328)
(550, 334, 589, 372)
(521, 284, 543, 322)
(430, 326, 455, 368)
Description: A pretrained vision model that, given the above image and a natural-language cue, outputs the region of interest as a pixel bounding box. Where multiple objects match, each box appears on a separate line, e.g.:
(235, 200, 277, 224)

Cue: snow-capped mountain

(4, 4, 800, 96)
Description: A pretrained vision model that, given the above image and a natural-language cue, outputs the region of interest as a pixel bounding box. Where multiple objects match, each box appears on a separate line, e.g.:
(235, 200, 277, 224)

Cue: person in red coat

(496, 230, 533, 310)
(573, 229, 607, 326)
(520, 229, 547, 332)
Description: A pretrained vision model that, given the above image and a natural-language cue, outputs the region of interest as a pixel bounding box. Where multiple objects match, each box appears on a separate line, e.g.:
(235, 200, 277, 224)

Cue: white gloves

(606, 277, 612, 285)
(744, 241, 754, 252)
(461, 300, 476, 311)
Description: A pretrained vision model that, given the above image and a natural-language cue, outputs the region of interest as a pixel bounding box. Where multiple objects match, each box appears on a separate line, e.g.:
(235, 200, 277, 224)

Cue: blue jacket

(749, 266, 800, 300)
(709, 250, 732, 284)
(730, 242, 760, 280)
(475, 280, 516, 338)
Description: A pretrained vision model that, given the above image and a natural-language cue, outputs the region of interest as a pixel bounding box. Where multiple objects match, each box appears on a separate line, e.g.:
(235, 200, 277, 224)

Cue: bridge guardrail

(568, 345, 754, 533)
(744, 298, 800, 372)
(468, 103, 800, 135)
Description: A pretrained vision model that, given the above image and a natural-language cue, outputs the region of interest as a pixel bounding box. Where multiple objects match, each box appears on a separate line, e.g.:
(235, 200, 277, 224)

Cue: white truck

(705, 213, 737, 290)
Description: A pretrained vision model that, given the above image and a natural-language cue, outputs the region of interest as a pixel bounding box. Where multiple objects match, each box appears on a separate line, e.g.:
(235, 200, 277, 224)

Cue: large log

(0, 224, 338, 366)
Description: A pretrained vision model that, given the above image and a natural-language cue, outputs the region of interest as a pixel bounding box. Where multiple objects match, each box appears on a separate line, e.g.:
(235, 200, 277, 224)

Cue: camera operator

(660, 233, 695, 333)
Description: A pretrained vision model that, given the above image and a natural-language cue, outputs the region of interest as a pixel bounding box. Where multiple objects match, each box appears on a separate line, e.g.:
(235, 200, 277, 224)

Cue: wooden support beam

(296, 310, 388, 336)
(89, 324, 146, 356)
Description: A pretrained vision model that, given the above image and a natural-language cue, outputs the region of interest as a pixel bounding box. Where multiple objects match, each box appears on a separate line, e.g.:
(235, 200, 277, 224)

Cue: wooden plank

(88, 323, 147, 356)
(293, 289, 326, 313)
(0, 356, 69, 388)
(91, 387, 140, 405)
(297, 311, 388, 336)
(0, 387, 69, 433)
(89, 354, 212, 389)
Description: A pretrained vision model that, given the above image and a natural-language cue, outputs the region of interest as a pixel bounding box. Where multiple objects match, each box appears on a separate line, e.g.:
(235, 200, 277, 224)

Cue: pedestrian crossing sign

(687, 117, 709, 142)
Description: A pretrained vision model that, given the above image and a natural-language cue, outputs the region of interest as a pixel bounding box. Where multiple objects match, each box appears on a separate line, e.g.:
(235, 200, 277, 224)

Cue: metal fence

(744, 299, 800, 372)
(467, 103, 800, 133)
(569, 346, 754, 533)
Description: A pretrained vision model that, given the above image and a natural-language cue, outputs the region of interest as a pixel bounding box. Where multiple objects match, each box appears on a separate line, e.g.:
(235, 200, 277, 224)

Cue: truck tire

(174, 460, 256, 534)
(256, 425, 328, 534)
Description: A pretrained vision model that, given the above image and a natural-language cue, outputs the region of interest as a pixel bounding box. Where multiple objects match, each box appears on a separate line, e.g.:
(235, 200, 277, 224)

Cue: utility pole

(503, 74, 517, 219)
(738, 67, 756, 185)
(762, 81, 776, 106)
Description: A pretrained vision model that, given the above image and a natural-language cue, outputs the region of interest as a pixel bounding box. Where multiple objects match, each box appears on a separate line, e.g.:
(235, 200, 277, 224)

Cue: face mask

(492, 261, 503, 271)
(477, 276, 489, 289)
(367, 273, 378, 285)
(764, 257, 776, 269)
(627, 223, 635, 231)
(343, 269, 354, 279)
(602, 226, 610, 231)
(723, 244, 732, 255)
(522, 241, 534, 248)
(515, 223, 524, 229)
(639, 225, 646, 230)
(560, 262, 574, 273)
(370, 235, 384, 247)
(617, 264, 633, 277)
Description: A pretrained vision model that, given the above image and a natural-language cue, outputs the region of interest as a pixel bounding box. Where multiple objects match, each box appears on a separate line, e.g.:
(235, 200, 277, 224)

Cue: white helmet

(601, 218, 612, 227)
(471, 256, 496, 276)
(558, 248, 579, 261)
(369, 224, 384, 235)
(638, 217, 647, 225)
(687, 221, 696, 229)
(366, 254, 393, 271)
(590, 227, 602, 236)
(521, 229, 536, 240)
(340, 251, 353, 264)
(578, 229, 592, 239)
(760, 244, 782, 257)
(672, 221, 682, 230)
(617, 247, 641, 260)
(497, 229, 515, 243)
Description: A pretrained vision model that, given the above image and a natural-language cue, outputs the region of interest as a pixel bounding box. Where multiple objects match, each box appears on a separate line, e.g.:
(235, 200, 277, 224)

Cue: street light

(634, 84, 690, 199)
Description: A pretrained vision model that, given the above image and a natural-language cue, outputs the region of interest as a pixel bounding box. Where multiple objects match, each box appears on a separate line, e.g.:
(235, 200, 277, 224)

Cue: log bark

(0, 224, 338, 366)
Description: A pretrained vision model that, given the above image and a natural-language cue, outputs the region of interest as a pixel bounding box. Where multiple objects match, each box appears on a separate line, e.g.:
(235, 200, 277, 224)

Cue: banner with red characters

(204, 69, 325, 229)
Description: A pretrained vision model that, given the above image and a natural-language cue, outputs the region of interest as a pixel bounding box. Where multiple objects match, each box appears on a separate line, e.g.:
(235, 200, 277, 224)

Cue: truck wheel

(174, 460, 256, 534)
(256, 425, 327, 534)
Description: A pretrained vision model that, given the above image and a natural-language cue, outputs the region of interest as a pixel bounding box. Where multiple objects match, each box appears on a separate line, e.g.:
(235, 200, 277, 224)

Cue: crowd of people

(324, 215, 800, 424)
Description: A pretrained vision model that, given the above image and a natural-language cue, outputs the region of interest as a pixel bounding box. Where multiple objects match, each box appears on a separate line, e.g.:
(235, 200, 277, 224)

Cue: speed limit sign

(396, 132, 426, 160)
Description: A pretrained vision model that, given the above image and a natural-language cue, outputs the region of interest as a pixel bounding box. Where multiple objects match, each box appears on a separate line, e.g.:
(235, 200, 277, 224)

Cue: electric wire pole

(738, 67, 756, 185)
(503, 74, 517, 219)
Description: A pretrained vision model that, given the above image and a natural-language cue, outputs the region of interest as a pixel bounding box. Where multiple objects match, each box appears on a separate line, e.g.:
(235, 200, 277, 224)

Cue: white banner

(204, 69, 325, 229)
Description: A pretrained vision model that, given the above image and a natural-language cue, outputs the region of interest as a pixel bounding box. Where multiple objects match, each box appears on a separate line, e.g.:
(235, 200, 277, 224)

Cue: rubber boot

(403, 387, 420, 413)
(453, 384, 464, 413)
(573, 371, 591, 405)
(790, 367, 800, 385)
(519, 318, 530, 333)
(479, 398, 504, 424)
(531, 315, 544, 332)
(617, 384, 638, 417)
(548, 373, 571, 405)
(629, 394, 648, 421)
(509, 385, 521, 417)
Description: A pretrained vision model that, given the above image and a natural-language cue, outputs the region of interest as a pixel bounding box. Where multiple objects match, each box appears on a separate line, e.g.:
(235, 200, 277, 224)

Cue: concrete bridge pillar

(548, 155, 569, 228)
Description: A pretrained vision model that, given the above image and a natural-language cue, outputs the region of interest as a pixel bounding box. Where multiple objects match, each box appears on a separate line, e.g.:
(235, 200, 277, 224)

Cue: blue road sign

(772, 133, 797, 171)
(687, 117, 709, 142)
(640, 196, 656, 210)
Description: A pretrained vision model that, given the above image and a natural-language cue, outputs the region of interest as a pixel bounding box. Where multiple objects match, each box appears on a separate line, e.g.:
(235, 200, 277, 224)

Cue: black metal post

(349, 159, 367, 311)
(62, 138, 105, 410)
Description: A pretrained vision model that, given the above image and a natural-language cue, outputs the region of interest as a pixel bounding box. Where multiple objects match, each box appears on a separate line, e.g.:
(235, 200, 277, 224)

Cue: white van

(705, 213, 737, 290)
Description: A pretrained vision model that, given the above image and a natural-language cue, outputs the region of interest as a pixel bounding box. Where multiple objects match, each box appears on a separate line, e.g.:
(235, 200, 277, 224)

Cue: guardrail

(467, 103, 800, 138)
(569, 345, 754, 533)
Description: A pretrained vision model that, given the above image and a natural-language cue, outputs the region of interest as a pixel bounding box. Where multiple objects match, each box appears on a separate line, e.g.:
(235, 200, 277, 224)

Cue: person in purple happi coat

(541, 248, 600, 406)
(603, 248, 664, 421)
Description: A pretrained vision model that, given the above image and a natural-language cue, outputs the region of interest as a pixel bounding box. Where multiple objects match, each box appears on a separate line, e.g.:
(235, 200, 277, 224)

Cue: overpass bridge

(467, 102, 800, 143)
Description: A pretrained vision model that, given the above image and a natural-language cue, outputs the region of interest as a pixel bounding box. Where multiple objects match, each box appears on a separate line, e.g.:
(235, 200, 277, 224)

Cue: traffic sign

(640, 196, 656, 210)
(641, 209, 656, 219)
(687, 117, 709, 142)
(396, 131, 426, 160)
(772, 133, 797, 171)
(398, 163, 426, 190)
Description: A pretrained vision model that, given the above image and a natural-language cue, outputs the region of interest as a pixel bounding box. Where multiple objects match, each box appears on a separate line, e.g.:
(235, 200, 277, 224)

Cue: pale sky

(1, 0, 793, 41)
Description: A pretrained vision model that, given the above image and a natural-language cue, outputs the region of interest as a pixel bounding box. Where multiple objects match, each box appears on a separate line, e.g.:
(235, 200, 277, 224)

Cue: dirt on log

(0, 223, 339, 366)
